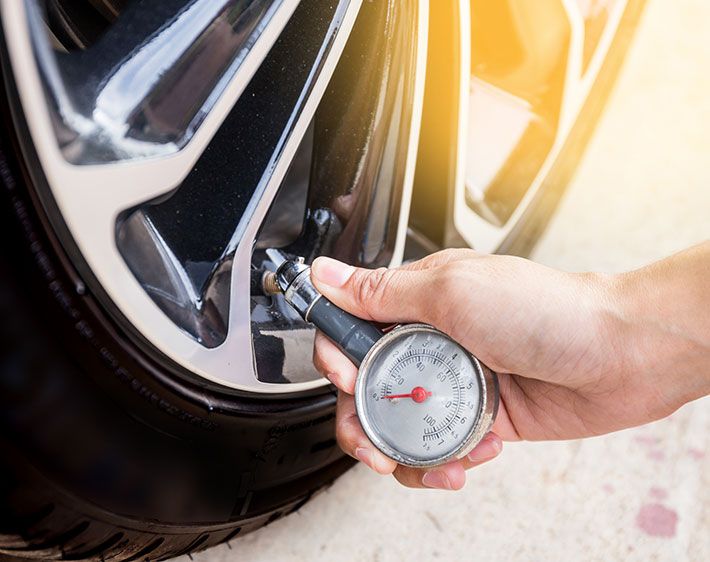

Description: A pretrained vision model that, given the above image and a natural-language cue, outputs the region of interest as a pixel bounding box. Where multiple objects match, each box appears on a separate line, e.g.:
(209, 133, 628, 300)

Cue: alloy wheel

(1, 0, 428, 393)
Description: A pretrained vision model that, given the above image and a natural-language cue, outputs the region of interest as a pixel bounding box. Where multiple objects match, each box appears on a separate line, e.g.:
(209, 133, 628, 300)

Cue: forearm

(611, 242, 710, 411)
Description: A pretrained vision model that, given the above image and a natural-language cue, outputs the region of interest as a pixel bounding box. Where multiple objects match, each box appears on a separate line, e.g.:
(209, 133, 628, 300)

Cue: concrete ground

(192, 0, 709, 560)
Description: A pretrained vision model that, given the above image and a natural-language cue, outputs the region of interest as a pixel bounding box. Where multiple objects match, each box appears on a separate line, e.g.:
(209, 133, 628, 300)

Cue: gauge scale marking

(355, 324, 497, 468)
(379, 347, 475, 450)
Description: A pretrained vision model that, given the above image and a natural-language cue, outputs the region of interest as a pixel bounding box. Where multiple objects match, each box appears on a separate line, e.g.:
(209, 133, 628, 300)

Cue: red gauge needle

(383, 386, 432, 403)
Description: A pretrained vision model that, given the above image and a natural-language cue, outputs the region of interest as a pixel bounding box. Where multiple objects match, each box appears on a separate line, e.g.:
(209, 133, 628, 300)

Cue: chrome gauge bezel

(354, 323, 498, 468)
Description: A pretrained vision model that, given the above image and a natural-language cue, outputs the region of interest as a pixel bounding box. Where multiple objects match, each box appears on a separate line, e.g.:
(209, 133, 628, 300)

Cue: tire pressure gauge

(354, 324, 497, 467)
(263, 251, 499, 468)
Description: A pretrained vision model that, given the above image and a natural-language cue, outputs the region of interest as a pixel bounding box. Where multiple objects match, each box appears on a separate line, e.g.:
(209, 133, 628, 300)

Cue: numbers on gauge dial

(363, 340, 481, 463)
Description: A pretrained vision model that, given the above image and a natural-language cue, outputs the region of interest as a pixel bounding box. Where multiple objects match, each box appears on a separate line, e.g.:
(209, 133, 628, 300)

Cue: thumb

(310, 257, 438, 325)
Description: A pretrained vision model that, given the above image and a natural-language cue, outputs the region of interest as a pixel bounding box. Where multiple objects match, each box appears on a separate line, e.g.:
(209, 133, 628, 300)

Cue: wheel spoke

(429, 0, 629, 253)
(28, 0, 295, 165)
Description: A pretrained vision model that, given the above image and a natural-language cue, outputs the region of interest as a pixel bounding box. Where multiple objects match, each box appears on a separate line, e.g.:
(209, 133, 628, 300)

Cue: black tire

(0, 87, 351, 560)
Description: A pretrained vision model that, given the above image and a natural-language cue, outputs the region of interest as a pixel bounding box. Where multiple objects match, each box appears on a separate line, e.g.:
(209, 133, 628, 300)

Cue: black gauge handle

(271, 257, 383, 366)
(306, 298, 383, 366)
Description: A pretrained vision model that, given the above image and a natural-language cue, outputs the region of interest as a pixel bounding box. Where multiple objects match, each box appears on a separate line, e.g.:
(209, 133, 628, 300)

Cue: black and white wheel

(0, 1, 642, 560)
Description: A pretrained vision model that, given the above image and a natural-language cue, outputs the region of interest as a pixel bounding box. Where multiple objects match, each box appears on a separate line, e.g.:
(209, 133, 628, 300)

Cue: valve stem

(261, 271, 282, 295)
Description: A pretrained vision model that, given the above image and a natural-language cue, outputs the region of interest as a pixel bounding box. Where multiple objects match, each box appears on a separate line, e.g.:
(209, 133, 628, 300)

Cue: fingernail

(467, 434, 502, 463)
(355, 447, 376, 471)
(312, 257, 354, 288)
(422, 470, 452, 490)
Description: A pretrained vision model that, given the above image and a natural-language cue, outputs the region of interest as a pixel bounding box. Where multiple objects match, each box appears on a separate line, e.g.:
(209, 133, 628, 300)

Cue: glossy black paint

(32, 0, 283, 163)
(117, 0, 349, 347)
(310, 0, 420, 268)
(250, 1, 422, 383)
(44, 0, 121, 48)
(144, 1, 338, 280)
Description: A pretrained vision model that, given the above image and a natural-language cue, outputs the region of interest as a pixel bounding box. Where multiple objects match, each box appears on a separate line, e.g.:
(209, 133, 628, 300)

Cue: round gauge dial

(355, 324, 497, 467)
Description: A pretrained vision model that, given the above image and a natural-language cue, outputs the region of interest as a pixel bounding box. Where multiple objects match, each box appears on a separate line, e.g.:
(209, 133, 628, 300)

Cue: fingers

(391, 433, 503, 490)
(335, 391, 397, 475)
(461, 432, 503, 468)
(310, 255, 454, 325)
(392, 462, 467, 490)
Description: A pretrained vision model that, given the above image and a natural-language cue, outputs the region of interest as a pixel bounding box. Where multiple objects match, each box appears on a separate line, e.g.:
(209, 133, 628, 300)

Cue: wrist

(605, 267, 710, 413)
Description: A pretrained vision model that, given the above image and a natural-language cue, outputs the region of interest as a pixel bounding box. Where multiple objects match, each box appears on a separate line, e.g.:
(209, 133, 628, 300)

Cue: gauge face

(355, 324, 489, 467)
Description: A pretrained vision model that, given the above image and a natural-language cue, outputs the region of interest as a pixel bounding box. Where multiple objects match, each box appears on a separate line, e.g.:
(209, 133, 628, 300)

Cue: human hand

(311, 248, 706, 489)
